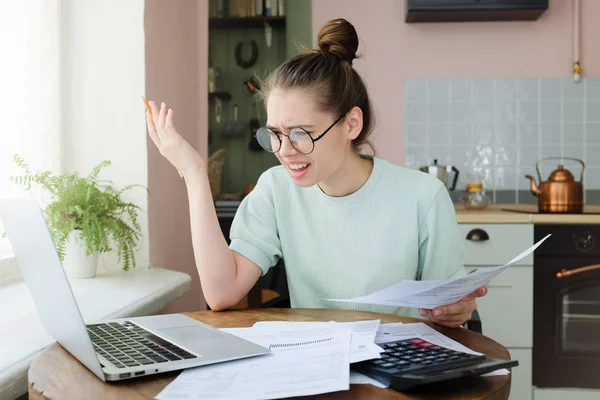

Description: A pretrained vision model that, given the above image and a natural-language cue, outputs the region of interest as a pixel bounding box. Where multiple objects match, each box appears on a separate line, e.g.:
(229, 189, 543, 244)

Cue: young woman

(145, 18, 487, 328)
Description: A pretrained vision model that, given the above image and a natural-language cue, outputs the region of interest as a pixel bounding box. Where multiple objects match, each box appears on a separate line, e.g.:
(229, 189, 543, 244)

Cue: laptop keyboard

(87, 321, 197, 369)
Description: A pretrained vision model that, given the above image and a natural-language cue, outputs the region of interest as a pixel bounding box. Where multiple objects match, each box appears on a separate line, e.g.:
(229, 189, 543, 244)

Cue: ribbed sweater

(229, 156, 466, 318)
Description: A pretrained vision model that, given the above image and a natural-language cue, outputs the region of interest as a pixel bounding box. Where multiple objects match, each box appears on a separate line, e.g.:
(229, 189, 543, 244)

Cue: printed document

(155, 326, 351, 400)
(324, 234, 551, 308)
(252, 319, 383, 363)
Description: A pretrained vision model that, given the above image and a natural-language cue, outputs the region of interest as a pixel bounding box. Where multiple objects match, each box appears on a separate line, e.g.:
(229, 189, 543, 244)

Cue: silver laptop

(0, 197, 270, 381)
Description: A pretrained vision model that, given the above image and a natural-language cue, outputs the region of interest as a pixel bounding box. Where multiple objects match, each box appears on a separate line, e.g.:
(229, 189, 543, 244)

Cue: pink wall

(145, 0, 209, 314)
(312, 0, 600, 165)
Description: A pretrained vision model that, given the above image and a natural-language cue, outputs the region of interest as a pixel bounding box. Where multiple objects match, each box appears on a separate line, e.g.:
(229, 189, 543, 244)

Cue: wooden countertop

(454, 204, 600, 224)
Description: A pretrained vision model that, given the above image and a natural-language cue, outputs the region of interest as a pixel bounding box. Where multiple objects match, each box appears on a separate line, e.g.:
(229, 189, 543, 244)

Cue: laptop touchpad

(159, 326, 224, 345)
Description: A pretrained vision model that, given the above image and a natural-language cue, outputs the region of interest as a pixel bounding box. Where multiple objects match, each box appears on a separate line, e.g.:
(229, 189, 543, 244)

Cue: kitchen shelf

(208, 16, 286, 30)
(209, 91, 232, 101)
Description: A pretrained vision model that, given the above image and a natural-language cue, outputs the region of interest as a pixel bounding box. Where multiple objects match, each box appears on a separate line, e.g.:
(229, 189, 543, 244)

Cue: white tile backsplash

(406, 80, 427, 102)
(517, 79, 539, 100)
(450, 102, 470, 123)
(451, 79, 471, 102)
(587, 79, 600, 99)
(427, 79, 450, 102)
(563, 78, 585, 99)
(406, 123, 427, 145)
(540, 122, 562, 144)
(588, 123, 600, 143)
(472, 80, 494, 104)
(563, 122, 584, 142)
(518, 101, 539, 122)
(540, 79, 562, 99)
(405, 77, 600, 194)
(540, 100, 561, 122)
(519, 122, 539, 145)
(563, 144, 585, 161)
(563, 100, 585, 121)
(428, 122, 450, 145)
(450, 122, 472, 145)
(587, 100, 600, 121)
(587, 167, 600, 190)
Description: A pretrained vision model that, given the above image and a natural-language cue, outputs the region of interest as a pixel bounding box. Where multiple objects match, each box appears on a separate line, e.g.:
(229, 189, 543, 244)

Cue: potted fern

(10, 155, 145, 278)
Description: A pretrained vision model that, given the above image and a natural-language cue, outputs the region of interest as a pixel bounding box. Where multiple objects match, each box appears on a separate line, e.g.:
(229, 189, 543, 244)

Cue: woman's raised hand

(145, 100, 206, 176)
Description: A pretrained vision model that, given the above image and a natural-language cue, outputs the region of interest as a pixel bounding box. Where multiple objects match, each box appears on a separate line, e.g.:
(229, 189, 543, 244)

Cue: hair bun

(316, 18, 359, 65)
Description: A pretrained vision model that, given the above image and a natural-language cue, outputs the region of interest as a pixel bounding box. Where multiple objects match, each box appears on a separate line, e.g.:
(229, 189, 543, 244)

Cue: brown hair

(259, 18, 375, 154)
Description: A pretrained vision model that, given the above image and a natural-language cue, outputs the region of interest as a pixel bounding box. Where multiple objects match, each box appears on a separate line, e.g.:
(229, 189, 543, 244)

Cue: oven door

(533, 256, 600, 389)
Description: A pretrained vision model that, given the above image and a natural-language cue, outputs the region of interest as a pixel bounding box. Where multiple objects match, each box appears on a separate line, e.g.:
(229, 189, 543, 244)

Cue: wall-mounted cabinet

(405, 0, 548, 23)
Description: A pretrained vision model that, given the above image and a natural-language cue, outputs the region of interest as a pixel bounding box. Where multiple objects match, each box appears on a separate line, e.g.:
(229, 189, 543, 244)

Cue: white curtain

(0, 0, 62, 255)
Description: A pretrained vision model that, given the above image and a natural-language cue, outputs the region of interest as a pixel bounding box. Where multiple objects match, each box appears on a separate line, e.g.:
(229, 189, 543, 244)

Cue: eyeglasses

(254, 112, 347, 155)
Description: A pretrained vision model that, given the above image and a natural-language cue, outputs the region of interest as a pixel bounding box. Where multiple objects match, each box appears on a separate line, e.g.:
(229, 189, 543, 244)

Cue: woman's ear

(345, 106, 363, 141)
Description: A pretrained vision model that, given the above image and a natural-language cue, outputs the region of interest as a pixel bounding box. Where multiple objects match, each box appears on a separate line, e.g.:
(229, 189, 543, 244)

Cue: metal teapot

(525, 157, 585, 213)
(419, 159, 460, 191)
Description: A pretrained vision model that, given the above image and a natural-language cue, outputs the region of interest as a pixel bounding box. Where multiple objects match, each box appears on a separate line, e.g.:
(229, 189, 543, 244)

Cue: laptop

(0, 197, 270, 381)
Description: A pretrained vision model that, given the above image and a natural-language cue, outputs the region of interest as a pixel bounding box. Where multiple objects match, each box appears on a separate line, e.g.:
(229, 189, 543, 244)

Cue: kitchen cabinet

(459, 222, 533, 400)
(406, 0, 548, 23)
(460, 224, 534, 266)
(455, 206, 600, 400)
(508, 349, 533, 400)
(464, 266, 533, 348)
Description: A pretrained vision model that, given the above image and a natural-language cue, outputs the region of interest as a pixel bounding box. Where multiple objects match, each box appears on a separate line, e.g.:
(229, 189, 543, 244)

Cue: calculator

(351, 338, 518, 391)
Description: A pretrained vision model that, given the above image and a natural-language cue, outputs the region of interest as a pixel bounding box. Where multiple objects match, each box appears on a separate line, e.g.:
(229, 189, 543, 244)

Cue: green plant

(9, 155, 146, 271)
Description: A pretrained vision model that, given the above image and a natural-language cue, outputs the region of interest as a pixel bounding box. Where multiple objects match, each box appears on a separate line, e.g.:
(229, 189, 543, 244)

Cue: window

(0, 1, 61, 264)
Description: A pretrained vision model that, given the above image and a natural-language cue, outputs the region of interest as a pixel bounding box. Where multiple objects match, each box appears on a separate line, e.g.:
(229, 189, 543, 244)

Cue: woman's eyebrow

(266, 123, 316, 130)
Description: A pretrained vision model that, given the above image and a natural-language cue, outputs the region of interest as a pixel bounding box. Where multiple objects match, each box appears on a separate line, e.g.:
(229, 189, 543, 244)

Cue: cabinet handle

(466, 228, 489, 242)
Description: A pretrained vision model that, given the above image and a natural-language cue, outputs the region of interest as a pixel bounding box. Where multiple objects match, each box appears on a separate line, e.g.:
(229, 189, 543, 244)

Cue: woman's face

(265, 88, 361, 187)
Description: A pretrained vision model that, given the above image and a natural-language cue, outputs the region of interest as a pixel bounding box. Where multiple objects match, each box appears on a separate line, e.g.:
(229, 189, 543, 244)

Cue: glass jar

(463, 182, 490, 210)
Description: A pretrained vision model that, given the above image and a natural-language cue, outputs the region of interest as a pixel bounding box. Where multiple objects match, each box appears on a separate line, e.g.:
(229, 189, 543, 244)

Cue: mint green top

(229, 157, 466, 318)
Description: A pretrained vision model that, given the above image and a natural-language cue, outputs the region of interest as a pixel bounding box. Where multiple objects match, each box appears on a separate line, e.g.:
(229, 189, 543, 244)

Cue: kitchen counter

(454, 204, 600, 224)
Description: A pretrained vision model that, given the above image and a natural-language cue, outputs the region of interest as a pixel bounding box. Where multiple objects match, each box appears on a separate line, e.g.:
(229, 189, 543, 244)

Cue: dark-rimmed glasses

(254, 112, 347, 155)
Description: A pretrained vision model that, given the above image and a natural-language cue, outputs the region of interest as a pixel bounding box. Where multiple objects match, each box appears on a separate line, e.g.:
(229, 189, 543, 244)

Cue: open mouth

(287, 163, 311, 179)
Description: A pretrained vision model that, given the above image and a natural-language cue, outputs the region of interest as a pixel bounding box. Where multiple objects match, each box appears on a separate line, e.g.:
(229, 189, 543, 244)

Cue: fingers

(433, 298, 476, 318)
(420, 308, 472, 328)
(146, 112, 161, 148)
(463, 286, 487, 301)
(165, 108, 175, 134)
(158, 102, 168, 132)
(429, 317, 466, 328)
(149, 100, 160, 126)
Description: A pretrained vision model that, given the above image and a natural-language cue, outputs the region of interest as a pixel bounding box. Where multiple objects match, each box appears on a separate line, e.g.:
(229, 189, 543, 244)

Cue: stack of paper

(155, 320, 508, 399)
(155, 323, 355, 400)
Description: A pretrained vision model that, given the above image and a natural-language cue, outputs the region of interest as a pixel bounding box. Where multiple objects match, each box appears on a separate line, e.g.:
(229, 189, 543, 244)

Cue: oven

(533, 224, 600, 389)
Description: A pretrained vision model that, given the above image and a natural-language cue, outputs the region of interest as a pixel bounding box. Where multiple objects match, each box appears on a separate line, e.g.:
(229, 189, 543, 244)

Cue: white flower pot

(62, 230, 98, 278)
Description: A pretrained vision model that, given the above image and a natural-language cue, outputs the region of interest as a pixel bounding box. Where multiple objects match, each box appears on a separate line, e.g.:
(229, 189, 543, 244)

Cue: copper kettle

(525, 157, 585, 213)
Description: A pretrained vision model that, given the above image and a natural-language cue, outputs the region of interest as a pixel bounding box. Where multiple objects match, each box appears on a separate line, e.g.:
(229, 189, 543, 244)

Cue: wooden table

(28, 309, 513, 399)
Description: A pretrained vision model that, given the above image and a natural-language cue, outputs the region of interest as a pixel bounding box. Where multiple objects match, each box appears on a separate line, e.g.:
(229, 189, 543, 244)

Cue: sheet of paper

(374, 322, 414, 343)
(324, 234, 551, 309)
(155, 327, 351, 400)
(349, 371, 389, 388)
(252, 320, 383, 363)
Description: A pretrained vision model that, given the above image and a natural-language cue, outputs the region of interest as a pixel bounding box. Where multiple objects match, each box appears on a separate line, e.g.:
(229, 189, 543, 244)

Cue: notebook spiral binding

(269, 337, 333, 350)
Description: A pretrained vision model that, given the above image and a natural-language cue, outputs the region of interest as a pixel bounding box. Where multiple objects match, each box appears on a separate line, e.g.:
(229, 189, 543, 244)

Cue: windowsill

(0, 266, 192, 400)
(0, 252, 21, 286)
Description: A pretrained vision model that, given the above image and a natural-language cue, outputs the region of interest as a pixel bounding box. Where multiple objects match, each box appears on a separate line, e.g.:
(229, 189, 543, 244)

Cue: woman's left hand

(418, 286, 487, 328)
